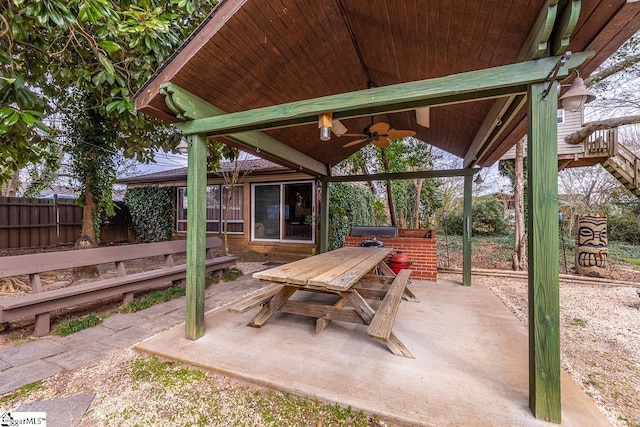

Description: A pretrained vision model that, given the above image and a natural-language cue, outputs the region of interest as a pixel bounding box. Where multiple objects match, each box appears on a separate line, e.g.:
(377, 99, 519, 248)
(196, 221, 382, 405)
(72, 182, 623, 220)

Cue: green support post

(320, 180, 329, 253)
(527, 81, 561, 422)
(462, 174, 472, 286)
(185, 134, 207, 340)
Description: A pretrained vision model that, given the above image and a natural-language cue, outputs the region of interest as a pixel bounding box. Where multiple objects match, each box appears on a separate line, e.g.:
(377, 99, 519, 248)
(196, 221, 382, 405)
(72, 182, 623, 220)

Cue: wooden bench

(0, 237, 237, 336)
(227, 284, 284, 313)
(367, 269, 414, 358)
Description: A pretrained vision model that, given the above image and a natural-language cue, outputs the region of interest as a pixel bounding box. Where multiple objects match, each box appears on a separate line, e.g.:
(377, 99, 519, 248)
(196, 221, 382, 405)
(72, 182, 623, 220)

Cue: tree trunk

(413, 178, 424, 229)
(7, 170, 19, 197)
(380, 150, 397, 227)
(564, 115, 640, 145)
(512, 139, 527, 271)
(74, 174, 99, 278)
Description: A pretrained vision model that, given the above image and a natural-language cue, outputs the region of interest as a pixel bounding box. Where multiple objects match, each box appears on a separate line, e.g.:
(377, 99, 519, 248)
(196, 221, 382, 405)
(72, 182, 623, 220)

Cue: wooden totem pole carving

(575, 214, 608, 277)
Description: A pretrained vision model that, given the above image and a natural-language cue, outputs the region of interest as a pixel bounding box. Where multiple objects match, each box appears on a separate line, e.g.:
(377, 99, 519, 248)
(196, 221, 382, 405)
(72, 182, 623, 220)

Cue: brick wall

(343, 232, 437, 281)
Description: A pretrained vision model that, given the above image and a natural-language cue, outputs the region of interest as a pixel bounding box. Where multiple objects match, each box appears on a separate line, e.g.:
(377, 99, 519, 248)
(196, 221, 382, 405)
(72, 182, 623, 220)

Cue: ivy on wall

(124, 187, 175, 243)
(328, 183, 376, 250)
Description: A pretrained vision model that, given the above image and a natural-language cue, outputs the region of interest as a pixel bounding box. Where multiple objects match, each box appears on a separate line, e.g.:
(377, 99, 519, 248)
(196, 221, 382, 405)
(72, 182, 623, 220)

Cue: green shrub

(124, 186, 175, 243)
(442, 198, 509, 236)
(121, 286, 186, 313)
(608, 212, 640, 245)
(53, 314, 102, 336)
(223, 267, 243, 281)
(328, 183, 377, 250)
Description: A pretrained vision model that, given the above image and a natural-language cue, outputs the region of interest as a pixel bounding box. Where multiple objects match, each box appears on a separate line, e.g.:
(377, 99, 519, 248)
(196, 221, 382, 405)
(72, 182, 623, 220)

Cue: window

(252, 181, 315, 242)
(176, 185, 244, 233)
(557, 109, 565, 124)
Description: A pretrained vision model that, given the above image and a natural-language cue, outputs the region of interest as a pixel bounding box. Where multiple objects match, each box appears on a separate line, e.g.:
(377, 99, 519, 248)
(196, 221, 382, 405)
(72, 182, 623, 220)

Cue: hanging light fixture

(559, 70, 596, 112)
(175, 140, 189, 155)
(318, 112, 333, 141)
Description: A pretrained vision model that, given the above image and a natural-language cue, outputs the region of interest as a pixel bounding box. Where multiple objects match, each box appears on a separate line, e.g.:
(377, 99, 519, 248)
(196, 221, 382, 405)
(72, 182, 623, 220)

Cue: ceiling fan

(341, 121, 416, 149)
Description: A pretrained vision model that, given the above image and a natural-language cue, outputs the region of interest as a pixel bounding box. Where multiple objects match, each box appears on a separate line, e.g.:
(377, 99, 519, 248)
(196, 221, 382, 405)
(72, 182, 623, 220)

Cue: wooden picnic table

(230, 247, 419, 358)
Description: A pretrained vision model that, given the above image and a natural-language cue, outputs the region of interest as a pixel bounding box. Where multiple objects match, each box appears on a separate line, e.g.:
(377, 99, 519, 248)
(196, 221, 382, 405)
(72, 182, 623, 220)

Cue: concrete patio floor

(135, 276, 610, 426)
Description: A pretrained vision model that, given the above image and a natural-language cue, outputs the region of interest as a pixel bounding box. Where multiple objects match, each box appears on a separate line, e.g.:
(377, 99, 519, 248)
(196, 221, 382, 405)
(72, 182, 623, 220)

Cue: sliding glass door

(252, 181, 314, 242)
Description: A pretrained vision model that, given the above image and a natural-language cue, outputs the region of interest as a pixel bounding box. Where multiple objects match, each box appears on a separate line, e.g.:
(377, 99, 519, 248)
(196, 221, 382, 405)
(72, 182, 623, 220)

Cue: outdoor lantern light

(176, 140, 189, 155)
(318, 112, 333, 141)
(474, 174, 484, 184)
(559, 71, 596, 112)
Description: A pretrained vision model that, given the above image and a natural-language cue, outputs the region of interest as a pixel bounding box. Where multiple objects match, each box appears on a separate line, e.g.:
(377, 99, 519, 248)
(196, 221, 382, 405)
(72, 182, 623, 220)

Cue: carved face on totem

(576, 214, 608, 271)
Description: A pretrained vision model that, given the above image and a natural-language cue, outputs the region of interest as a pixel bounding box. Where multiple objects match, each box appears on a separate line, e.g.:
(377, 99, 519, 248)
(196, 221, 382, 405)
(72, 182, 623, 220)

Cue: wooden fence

(0, 196, 129, 250)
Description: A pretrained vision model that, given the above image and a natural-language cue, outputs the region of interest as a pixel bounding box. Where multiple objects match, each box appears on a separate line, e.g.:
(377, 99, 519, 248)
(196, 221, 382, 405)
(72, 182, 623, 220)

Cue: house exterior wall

(125, 172, 319, 261)
(500, 109, 583, 160)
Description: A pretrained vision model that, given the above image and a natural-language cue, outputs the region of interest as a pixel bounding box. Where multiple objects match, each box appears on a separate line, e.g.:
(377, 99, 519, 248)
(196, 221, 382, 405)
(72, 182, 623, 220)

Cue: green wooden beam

(160, 83, 329, 177)
(462, 174, 473, 286)
(320, 181, 329, 253)
(320, 168, 480, 183)
(175, 53, 593, 137)
(522, 0, 559, 60)
(185, 134, 208, 340)
(464, 95, 520, 168)
(527, 81, 561, 422)
(552, 0, 581, 55)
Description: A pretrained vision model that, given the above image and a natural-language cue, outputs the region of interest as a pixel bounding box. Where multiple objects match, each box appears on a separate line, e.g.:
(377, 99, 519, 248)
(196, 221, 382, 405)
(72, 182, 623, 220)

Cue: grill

(350, 226, 398, 238)
(350, 226, 394, 248)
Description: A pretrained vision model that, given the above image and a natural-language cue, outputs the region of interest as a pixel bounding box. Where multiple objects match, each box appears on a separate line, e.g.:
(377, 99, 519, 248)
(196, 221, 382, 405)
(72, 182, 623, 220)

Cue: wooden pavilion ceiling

(135, 0, 640, 172)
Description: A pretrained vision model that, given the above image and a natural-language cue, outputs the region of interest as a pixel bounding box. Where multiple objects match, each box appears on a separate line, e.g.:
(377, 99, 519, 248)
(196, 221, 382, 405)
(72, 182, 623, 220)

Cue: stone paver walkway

(0, 275, 264, 396)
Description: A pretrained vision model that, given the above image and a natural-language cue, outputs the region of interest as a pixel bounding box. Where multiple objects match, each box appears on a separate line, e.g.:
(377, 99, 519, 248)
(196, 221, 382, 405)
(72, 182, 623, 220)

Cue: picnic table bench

(230, 246, 418, 357)
(0, 237, 236, 336)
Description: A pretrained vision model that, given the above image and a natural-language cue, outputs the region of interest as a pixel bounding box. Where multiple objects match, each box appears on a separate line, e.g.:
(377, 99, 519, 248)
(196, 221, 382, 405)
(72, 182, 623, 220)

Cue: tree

(338, 138, 442, 228)
(1, 0, 218, 245)
(219, 147, 251, 255)
(512, 139, 526, 270)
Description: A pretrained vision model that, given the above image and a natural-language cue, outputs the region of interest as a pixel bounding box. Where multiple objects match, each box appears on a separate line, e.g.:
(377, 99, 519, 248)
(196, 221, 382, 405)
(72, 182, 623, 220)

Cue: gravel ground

(440, 272, 640, 427)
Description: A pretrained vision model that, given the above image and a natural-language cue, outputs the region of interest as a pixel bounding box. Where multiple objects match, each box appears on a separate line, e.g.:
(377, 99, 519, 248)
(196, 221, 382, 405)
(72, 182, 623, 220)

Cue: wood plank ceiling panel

(135, 0, 640, 167)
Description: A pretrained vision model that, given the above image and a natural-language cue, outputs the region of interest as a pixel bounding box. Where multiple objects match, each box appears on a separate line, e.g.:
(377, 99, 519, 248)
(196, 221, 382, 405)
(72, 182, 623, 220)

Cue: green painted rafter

(552, 0, 582, 55)
(174, 53, 592, 137)
(160, 83, 329, 177)
(522, 0, 559, 61)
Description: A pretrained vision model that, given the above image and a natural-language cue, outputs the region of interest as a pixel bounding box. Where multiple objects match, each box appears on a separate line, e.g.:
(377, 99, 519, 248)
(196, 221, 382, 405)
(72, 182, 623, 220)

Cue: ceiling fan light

(318, 112, 333, 141)
(416, 107, 430, 127)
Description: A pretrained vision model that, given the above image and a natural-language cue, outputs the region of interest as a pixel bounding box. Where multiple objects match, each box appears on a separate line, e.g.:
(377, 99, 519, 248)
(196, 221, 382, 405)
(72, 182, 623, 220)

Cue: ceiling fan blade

(387, 129, 416, 139)
(369, 122, 390, 134)
(340, 133, 367, 137)
(343, 137, 369, 148)
(331, 119, 348, 136)
(373, 137, 390, 148)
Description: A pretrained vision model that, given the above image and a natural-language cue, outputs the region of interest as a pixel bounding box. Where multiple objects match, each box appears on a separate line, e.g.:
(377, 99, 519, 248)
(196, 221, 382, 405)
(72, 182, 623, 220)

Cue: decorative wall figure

(575, 214, 608, 277)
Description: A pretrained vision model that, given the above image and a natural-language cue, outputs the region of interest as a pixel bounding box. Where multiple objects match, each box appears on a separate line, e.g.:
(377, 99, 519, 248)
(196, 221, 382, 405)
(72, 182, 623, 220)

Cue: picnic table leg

(316, 296, 347, 332)
(402, 287, 420, 302)
(370, 331, 415, 359)
(374, 262, 420, 302)
(343, 290, 376, 324)
(247, 285, 297, 328)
